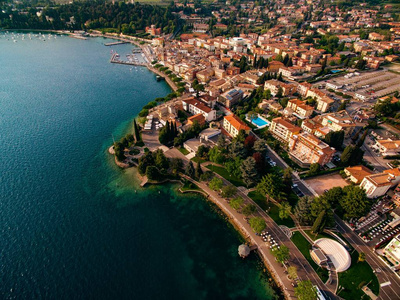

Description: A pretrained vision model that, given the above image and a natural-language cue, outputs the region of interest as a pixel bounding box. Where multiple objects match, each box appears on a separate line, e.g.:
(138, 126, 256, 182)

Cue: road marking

(381, 281, 391, 287)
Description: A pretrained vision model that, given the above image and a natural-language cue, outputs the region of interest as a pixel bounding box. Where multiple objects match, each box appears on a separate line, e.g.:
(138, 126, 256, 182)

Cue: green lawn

(291, 232, 329, 283)
(206, 165, 245, 187)
(248, 191, 295, 228)
(338, 248, 380, 299)
(191, 157, 207, 164)
(304, 230, 336, 241)
(178, 147, 190, 155)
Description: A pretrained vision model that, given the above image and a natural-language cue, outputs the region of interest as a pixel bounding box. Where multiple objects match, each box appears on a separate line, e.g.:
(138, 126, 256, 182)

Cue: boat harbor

(110, 52, 147, 66)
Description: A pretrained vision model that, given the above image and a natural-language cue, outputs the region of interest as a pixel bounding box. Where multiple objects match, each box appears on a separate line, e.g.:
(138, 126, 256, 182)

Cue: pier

(104, 41, 129, 46)
(132, 48, 143, 53)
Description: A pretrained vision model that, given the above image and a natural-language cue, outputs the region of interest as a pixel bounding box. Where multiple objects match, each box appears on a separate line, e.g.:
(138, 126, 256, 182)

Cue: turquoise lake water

(0, 32, 279, 299)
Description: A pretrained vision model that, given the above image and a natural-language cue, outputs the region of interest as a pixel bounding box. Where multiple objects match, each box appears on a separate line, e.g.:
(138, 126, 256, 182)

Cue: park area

(305, 173, 348, 195)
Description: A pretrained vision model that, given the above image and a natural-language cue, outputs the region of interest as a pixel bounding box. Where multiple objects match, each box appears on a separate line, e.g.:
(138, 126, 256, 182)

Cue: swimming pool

(248, 115, 270, 129)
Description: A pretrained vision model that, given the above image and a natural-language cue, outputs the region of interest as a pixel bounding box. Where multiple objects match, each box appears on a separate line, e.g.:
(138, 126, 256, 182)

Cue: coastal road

(334, 215, 400, 300)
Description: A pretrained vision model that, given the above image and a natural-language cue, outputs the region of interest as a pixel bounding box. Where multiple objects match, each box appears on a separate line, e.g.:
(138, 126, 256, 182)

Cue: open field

(206, 165, 245, 187)
(305, 173, 348, 195)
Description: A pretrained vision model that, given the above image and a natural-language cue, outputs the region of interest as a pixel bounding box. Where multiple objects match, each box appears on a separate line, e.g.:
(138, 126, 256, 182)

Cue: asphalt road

(265, 144, 400, 299)
(334, 215, 400, 300)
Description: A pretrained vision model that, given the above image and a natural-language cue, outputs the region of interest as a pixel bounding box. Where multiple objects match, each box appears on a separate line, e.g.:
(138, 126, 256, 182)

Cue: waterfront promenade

(182, 174, 338, 300)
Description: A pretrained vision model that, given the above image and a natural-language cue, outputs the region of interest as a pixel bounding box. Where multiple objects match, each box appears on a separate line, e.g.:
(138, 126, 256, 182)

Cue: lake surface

(0, 32, 278, 299)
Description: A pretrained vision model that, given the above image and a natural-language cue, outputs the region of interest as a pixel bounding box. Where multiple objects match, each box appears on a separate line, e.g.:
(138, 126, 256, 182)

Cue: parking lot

(304, 173, 349, 195)
(323, 70, 400, 102)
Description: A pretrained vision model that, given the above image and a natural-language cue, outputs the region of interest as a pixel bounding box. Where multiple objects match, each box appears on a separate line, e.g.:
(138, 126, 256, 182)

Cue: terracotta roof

(188, 113, 205, 123)
(378, 140, 400, 150)
(366, 173, 393, 187)
(224, 114, 250, 132)
(384, 167, 400, 177)
(345, 165, 374, 183)
(272, 117, 301, 133)
(183, 98, 212, 113)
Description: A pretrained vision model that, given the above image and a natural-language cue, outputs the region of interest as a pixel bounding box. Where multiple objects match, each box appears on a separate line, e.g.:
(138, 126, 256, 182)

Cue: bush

(139, 109, 149, 117)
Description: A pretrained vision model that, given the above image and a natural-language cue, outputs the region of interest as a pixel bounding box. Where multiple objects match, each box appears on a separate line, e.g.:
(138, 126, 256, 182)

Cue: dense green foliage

(249, 216, 266, 233)
(0, 1, 181, 34)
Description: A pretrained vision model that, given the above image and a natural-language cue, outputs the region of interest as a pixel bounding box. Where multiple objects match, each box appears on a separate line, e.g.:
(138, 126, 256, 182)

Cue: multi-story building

(285, 99, 314, 119)
(182, 98, 216, 122)
(320, 110, 356, 136)
(264, 79, 296, 97)
(383, 234, 400, 270)
(288, 132, 335, 167)
(223, 114, 251, 138)
(219, 89, 244, 108)
(374, 139, 400, 156)
(360, 173, 393, 198)
(269, 117, 301, 143)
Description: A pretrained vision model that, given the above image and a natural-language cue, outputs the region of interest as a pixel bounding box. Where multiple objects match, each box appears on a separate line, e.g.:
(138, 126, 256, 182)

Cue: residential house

(360, 173, 393, 198)
(375, 139, 400, 156)
(182, 98, 217, 121)
(344, 165, 374, 184)
(220, 89, 244, 108)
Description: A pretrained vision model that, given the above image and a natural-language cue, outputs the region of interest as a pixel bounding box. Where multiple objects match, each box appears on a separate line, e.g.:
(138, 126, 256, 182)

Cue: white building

(182, 98, 216, 122)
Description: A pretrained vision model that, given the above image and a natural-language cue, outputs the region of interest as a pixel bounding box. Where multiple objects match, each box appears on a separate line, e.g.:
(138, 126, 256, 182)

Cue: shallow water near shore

(0, 33, 278, 299)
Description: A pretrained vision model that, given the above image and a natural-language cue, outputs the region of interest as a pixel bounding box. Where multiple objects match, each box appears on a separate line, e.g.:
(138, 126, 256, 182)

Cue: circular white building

(312, 238, 351, 272)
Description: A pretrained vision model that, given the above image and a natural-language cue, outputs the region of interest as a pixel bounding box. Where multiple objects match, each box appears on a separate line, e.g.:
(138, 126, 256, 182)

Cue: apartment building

(288, 132, 335, 167)
(264, 79, 296, 97)
(360, 173, 393, 198)
(285, 99, 314, 119)
(223, 114, 251, 138)
(219, 89, 244, 108)
(320, 110, 356, 136)
(269, 117, 301, 143)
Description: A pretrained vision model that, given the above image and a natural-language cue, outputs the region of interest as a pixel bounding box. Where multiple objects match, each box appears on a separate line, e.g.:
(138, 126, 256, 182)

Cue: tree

(185, 161, 195, 178)
(244, 135, 256, 150)
(307, 163, 320, 176)
(282, 168, 293, 189)
(170, 158, 183, 175)
(242, 204, 256, 216)
(339, 185, 370, 219)
(358, 252, 366, 263)
(311, 210, 327, 234)
(196, 145, 209, 159)
(229, 141, 247, 159)
(138, 151, 154, 175)
(195, 161, 203, 179)
(295, 196, 314, 226)
(295, 280, 317, 300)
(240, 157, 259, 187)
(324, 131, 344, 149)
(221, 185, 237, 198)
(209, 146, 225, 164)
(253, 138, 267, 155)
(356, 129, 368, 148)
(321, 186, 343, 207)
(154, 149, 169, 171)
(271, 245, 290, 264)
(146, 166, 159, 181)
(133, 118, 141, 142)
(226, 157, 243, 178)
(337, 101, 347, 112)
(209, 177, 223, 191)
(341, 145, 364, 166)
(257, 173, 286, 201)
(288, 266, 298, 281)
(279, 202, 292, 220)
(230, 197, 244, 210)
(249, 216, 266, 233)
(217, 135, 227, 150)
